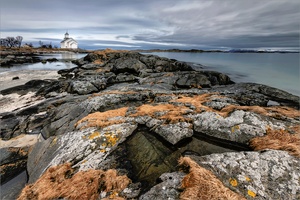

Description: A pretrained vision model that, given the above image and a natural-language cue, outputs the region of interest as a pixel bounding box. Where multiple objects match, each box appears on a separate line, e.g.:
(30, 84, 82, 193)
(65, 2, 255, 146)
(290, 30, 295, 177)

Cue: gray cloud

(1, 0, 299, 50)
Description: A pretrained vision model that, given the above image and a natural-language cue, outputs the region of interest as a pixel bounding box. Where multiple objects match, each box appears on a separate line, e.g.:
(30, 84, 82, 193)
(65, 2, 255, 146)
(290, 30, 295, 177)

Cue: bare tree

(0, 38, 7, 47)
(16, 36, 23, 48)
(6, 37, 16, 48)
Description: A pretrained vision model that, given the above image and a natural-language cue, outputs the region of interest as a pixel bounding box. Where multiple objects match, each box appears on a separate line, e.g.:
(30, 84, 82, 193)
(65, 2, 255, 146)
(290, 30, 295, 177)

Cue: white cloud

(1, 0, 299, 49)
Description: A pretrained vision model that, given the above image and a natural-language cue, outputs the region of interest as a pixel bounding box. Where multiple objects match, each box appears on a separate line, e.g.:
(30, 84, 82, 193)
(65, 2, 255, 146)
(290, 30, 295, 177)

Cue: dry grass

(92, 48, 129, 64)
(76, 102, 192, 129)
(250, 127, 300, 157)
(75, 107, 128, 129)
(173, 93, 218, 112)
(18, 163, 130, 200)
(90, 90, 138, 98)
(130, 103, 190, 123)
(179, 157, 245, 200)
(220, 105, 300, 118)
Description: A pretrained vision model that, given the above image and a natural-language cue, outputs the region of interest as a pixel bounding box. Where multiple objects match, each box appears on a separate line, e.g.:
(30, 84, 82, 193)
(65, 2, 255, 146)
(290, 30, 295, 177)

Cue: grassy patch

(179, 157, 245, 200)
(250, 127, 300, 157)
(18, 163, 130, 200)
(75, 107, 128, 129)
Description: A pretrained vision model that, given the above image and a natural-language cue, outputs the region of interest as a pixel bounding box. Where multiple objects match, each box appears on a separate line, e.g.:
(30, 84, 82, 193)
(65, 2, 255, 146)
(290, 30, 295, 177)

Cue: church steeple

(64, 31, 69, 39)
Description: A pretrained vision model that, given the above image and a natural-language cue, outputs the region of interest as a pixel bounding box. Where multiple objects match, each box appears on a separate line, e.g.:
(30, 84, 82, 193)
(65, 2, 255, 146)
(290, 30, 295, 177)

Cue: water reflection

(0, 53, 86, 73)
(37, 52, 86, 60)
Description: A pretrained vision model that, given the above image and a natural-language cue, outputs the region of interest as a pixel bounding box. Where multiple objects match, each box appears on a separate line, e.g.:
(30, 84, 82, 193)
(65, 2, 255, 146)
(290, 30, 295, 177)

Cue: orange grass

(90, 90, 138, 98)
(130, 103, 190, 123)
(179, 157, 245, 200)
(220, 105, 300, 118)
(18, 163, 130, 200)
(92, 49, 128, 64)
(173, 93, 218, 112)
(250, 127, 300, 157)
(75, 107, 128, 129)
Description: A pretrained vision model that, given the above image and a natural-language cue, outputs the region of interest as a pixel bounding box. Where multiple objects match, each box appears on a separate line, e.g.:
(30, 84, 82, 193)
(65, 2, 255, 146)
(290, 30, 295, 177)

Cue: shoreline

(0, 70, 60, 91)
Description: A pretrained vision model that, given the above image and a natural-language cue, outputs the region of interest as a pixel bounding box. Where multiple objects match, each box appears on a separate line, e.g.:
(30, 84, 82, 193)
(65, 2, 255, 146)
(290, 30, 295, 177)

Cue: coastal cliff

(1, 49, 299, 199)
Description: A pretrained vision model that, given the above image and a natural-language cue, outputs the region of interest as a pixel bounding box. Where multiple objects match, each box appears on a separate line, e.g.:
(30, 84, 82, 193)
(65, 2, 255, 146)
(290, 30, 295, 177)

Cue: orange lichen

(75, 107, 128, 129)
(247, 190, 256, 198)
(229, 178, 238, 187)
(250, 128, 300, 157)
(245, 176, 251, 182)
(18, 163, 130, 200)
(88, 131, 101, 140)
(179, 157, 246, 200)
(104, 132, 119, 147)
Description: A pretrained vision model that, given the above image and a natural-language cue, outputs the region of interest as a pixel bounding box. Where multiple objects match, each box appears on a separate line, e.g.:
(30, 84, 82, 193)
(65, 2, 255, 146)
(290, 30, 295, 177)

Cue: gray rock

(69, 80, 99, 94)
(187, 150, 300, 199)
(193, 110, 286, 144)
(112, 57, 147, 74)
(154, 122, 193, 145)
(176, 73, 211, 88)
(139, 172, 185, 200)
(28, 123, 137, 183)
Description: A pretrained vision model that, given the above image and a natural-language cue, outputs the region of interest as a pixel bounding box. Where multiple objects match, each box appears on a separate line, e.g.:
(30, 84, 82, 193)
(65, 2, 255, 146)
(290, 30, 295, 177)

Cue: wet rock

(186, 150, 300, 199)
(1, 171, 28, 200)
(0, 147, 30, 184)
(12, 76, 20, 80)
(46, 58, 58, 62)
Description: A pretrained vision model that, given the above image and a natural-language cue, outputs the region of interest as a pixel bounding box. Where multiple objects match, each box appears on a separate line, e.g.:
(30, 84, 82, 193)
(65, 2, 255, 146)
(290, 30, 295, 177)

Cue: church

(60, 32, 78, 49)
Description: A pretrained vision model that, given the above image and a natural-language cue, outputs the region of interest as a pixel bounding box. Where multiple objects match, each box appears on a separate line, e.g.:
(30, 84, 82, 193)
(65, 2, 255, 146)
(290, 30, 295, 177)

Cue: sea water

(0, 53, 86, 73)
(144, 52, 300, 96)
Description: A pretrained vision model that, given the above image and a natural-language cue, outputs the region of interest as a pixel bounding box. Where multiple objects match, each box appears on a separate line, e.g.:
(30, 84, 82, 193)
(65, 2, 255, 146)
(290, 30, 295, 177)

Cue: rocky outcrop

(1, 49, 299, 199)
(185, 150, 300, 199)
(0, 54, 41, 66)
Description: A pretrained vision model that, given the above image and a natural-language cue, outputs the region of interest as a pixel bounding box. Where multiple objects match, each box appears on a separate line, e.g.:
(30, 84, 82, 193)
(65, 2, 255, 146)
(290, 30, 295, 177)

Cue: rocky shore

(1, 49, 299, 199)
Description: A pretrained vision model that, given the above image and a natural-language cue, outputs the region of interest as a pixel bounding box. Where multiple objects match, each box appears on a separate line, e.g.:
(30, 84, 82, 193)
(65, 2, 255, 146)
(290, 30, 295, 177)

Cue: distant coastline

(137, 48, 299, 53)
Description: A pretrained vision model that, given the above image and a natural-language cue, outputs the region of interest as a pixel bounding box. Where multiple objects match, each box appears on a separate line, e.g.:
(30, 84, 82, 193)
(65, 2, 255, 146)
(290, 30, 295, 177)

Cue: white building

(60, 32, 78, 49)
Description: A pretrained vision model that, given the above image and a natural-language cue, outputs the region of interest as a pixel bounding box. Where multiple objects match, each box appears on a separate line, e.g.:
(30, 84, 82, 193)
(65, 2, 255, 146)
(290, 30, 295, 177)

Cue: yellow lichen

(50, 137, 58, 147)
(105, 133, 119, 147)
(231, 125, 240, 133)
(247, 190, 256, 198)
(88, 131, 101, 140)
(229, 178, 238, 187)
(100, 149, 106, 153)
(245, 176, 251, 182)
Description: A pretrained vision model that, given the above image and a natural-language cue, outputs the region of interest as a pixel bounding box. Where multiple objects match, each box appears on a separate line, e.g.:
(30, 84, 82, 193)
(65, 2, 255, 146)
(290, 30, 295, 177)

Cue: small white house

(60, 32, 78, 49)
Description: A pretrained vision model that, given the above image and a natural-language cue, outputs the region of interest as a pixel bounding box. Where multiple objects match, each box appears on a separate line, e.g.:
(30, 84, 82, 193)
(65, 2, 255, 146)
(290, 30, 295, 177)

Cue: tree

(15, 36, 23, 48)
(6, 37, 16, 48)
(39, 40, 44, 47)
(0, 38, 7, 47)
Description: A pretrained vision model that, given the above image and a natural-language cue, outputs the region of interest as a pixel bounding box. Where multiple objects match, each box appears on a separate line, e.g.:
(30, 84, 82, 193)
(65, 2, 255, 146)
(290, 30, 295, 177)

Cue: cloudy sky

(1, 0, 299, 50)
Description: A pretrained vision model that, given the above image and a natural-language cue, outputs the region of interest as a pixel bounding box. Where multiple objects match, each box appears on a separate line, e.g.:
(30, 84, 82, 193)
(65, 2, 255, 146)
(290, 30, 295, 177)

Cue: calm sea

(0, 53, 86, 73)
(145, 52, 300, 96)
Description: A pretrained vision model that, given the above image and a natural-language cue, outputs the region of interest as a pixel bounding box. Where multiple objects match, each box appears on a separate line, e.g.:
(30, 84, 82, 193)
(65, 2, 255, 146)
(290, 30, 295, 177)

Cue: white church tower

(60, 31, 78, 49)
